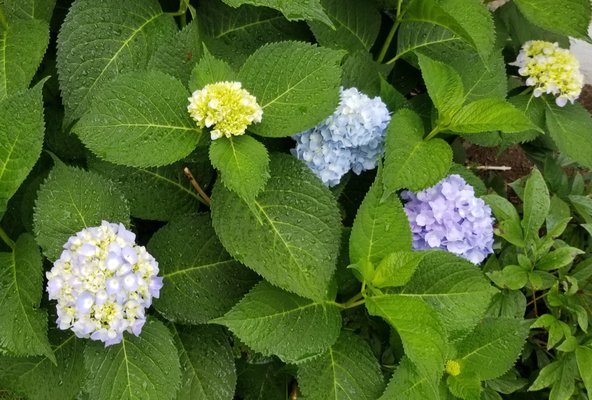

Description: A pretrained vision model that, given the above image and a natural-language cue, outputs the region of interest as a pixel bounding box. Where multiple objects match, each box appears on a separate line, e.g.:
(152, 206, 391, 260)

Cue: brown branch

(183, 167, 211, 206)
(290, 382, 298, 400)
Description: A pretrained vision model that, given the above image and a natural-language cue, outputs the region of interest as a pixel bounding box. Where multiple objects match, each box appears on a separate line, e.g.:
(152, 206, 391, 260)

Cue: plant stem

(183, 167, 211, 206)
(290, 382, 298, 400)
(336, 292, 366, 309)
(0, 226, 15, 250)
(376, 0, 404, 63)
(425, 126, 441, 141)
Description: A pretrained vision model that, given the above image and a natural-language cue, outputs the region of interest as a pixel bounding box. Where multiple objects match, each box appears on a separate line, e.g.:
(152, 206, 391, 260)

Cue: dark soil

(464, 144, 534, 184)
(580, 85, 592, 113)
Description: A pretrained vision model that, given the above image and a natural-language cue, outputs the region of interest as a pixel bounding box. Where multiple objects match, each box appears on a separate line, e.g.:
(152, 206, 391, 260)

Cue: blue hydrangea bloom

(292, 87, 391, 186)
(46, 221, 163, 346)
(402, 175, 495, 264)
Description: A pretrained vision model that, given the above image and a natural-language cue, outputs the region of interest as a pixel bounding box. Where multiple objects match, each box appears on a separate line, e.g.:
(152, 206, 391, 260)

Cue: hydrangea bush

(0, 0, 592, 399)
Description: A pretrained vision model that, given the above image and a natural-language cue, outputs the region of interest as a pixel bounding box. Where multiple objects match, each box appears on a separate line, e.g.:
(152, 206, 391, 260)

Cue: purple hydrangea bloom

(292, 87, 391, 186)
(46, 221, 163, 346)
(402, 175, 495, 264)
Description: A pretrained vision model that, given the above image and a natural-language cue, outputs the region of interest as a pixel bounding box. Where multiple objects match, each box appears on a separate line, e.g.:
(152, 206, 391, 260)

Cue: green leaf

(514, 0, 591, 39)
(0, 83, 45, 214)
(210, 135, 270, 203)
(308, 0, 380, 53)
(298, 330, 385, 400)
(211, 153, 341, 300)
(0, 234, 53, 361)
(379, 357, 442, 400)
(529, 355, 578, 400)
(238, 41, 344, 137)
(536, 247, 584, 271)
(189, 46, 235, 91)
(545, 102, 592, 169)
(396, 22, 461, 63)
(485, 290, 527, 319)
(447, 372, 481, 400)
(501, 95, 545, 145)
(0, 332, 84, 400)
(83, 318, 181, 400)
(576, 345, 592, 396)
(349, 168, 411, 266)
(401, 251, 498, 335)
(56, 0, 176, 125)
(417, 54, 464, 118)
(403, 0, 489, 59)
(532, 314, 571, 349)
(220, 0, 333, 27)
(454, 318, 529, 381)
(383, 109, 452, 192)
(33, 163, 130, 261)
(372, 251, 423, 288)
(73, 70, 202, 168)
(147, 21, 202, 84)
(342, 51, 391, 97)
(482, 194, 519, 222)
(366, 294, 446, 381)
(171, 325, 236, 400)
(197, 1, 309, 68)
(521, 168, 549, 241)
(0, 18, 48, 99)
(0, 0, 55, 22)
(447, 99, 536, 134)
(213, 281, 341, 362)
(88, 158, 204, 222)
(147, 214, 257, 324)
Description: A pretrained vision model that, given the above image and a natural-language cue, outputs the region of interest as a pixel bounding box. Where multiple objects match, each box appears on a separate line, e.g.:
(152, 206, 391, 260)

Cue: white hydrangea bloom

(46, 221, 163, 346)
(292, 87, 391, 186)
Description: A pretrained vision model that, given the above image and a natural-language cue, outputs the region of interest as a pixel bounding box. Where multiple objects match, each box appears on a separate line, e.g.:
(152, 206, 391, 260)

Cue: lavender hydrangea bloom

(292, 87, 391, 186)
(46, 221, 163, 346)
(402, 175, 495, 264)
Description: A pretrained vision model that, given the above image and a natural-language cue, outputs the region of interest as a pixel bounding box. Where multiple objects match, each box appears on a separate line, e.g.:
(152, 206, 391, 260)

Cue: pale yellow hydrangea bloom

(445, 360, 462, 377)
(512, 40, 584, 107)
(187, 81, 263, 140)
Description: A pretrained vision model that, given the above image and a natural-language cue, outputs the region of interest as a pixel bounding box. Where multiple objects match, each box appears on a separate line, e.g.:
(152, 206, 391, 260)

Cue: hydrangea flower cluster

(401, 175, 494, 264)
(46, 221, 163, 346)
(187, 81, 263, 140)
(511, 40, 584, 107)
(291, 87, 391, 186)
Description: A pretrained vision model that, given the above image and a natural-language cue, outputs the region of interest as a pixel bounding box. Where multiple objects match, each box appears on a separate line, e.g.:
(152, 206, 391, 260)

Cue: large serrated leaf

(366, 294, 446, 382)
(417, 54, 464, 118)
(545, 102, 592, 170)
(529, 355, 578, 400)
(0, 0, 55, 22)
(349, 168, 411, 266)
(213, 281, 341, 362)
(147, 20, 202, 84)
(220, 0, 333, 27)
(83, 319, 181, 400)
(298, 330, 385, 400)
(0, 83, 45, 214)
(514, 0, 591, 39)
(0, 331, 84, 400)
(379, 357, 442, 400)
(0, 234, 53, 361)
(210, 135, 270, 203)
(33, 163, 130, 261)
(147, 214, 258, 324)
(383, 108, 452, 192)
(189, 46, 236, 91)
(73, 70, 202, 168)
(308, 0, 380, 53)
(396, 22, 461, 63)
(521, 168, 549, 241)
(238, 41, 344, 137)
(89, 159, 204, 222)
(236, 359, 291, 400)
(447, 99, 536, 134)
(198, 0, 309, 68)
(56, 0, 176, 124)
(400, 251, 498, 335)
(0, 18, 48, 99)
(172, 325, 236, 400)
(211, 153, 341, 301)
(455, 318, 529, 381)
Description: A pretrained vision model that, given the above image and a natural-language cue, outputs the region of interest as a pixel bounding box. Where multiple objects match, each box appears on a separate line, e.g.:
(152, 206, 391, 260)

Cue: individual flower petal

(292, 87, 391, 186)
(511, 40, 584, 107)
(46, 221, 162, 346)
(187, 81, 263, 140)
(402, 175, 495, 264)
